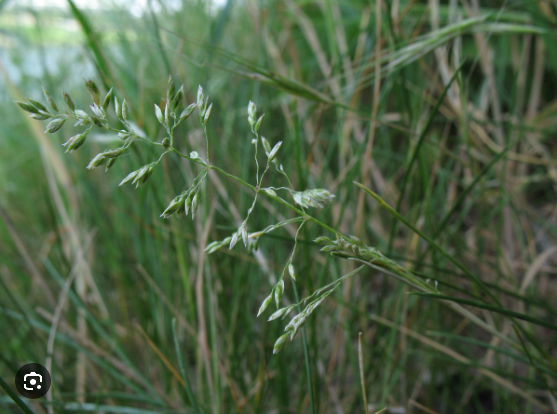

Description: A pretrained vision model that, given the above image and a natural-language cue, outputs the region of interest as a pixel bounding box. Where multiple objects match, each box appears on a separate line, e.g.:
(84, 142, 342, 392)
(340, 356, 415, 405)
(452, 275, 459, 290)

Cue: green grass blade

(147, 0, 172, 76)
(428, 138, 519, 242)
(66, 0, 112, 86)
(0, 375, 36, 414)
(354, 181, 501, 305)
(292, 282, 316, 414)
(172, 318, 203, 414)
(512, 324, 557, 398)
(388, 61, 465, 253)
(412, 292, 557, 331)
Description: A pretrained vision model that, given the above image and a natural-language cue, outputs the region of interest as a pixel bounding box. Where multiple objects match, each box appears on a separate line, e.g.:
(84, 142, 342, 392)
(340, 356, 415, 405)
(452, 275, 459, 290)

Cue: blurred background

(1, 0, 557, 413)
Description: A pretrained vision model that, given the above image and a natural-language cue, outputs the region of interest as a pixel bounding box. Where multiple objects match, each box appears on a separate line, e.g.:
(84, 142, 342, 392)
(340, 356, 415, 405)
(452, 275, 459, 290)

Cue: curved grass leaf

(388, 61, 465, 253)
(412, 292, 557, 331)
(354, 181, 501, 305)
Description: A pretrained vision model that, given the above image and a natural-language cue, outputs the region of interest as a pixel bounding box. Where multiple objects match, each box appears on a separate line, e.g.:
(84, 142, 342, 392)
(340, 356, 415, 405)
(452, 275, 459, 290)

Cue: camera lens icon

(15, 364, 51, 399)
(23, 372, 42, 390)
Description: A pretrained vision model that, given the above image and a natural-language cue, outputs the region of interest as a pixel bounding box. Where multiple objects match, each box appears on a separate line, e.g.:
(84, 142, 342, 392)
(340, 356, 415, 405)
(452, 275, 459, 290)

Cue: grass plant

(1, 0, 557, 413)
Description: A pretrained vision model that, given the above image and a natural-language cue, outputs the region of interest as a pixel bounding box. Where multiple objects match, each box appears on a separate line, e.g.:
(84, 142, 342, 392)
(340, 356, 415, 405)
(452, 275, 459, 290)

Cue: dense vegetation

(1, 0, 557, 413)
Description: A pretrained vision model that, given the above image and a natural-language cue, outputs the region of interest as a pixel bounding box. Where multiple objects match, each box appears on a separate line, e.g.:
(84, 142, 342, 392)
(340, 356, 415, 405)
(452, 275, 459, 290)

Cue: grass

(1, 0, 557, 413)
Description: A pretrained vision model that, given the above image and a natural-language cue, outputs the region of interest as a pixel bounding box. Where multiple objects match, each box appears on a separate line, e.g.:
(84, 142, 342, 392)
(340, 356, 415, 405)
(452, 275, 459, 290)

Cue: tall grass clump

(1, 1, 557, 414)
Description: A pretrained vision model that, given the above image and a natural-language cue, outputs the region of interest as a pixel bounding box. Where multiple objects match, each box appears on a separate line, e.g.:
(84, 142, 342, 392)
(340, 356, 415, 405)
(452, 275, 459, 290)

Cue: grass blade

(387, 61, 465, 253)
(411, 292, 557, 331)
(354, 181, 500, 305)
(0, 375, 36, 414)
(172, 319, 203, 414)
(292, 282, 316, 414)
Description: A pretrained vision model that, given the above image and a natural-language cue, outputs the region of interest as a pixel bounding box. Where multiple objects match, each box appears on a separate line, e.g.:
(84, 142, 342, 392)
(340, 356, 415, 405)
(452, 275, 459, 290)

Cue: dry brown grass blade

(520, 246, 557, 295)
(409, 399, 440, 414)
(45, 229, 97, 414)
(284, 0, 342, 101)
(135, 321, 185, 387)
(355, 0, 383, 240)
(369, 314, 551, 412)
(36, 308, 148, 387)
(194, 199, 216, 408)
(0, 206, 56, 307)
(136, 264, 197, 337)
(0, 56, 110, 403)
(358, 332, 370, 414)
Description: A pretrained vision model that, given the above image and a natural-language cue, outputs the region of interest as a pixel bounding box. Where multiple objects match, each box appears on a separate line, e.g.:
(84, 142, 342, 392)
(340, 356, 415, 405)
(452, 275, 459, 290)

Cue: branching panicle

(16, 76, 343, 354)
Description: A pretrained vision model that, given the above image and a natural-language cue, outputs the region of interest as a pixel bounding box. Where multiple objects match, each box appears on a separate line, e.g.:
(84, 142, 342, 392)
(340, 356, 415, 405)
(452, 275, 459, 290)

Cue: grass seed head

(87, 153, 107, 169)
(16, 101, 40, 114)
(196, 85, 204, 109)
(229, 230, 239, 250)
(184, 192, 194, 215)
(247, 100, 256, 125)
(179, 103, 196, 122)
(102, 147, 124, 158)
(267, 141, 282, 162)
(122, 99, 129, 121)
(171, 86, 184, 112)
(166, 75, 175, 100)
(102, 88, 113, 111)
(268, 307, 287, 321)
(29, 112, 52, 120)
(114, 98, 121, 119)
(203, 103, 213, 124)
(119, 169, 139, 186)
(191, 194, 199, 219)
(154, 103, 164, 124)
(161, 195, 185, 218)
(292, 189, 335, 209)
(257, 293, 273, 317)
(63, 133, 87, 152)
(28, 99, 47, 113)
(84, 78, 100, 104)
(43, 88, 59, 112)
(90, 103, 105, 119)
(62, 91, 75, 111)
(273, 334, 289, 355)
(105, 158, 117, 172)
(261, 136, 272, 155)
(288, 263, 296, 281)
(44, 118, 66, 134)
(274, 279, 284, 307)
(254, 114, 265, 132)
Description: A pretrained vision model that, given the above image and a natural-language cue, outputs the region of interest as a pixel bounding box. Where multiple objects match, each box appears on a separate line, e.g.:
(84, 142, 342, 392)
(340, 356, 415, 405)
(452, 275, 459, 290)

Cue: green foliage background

(1, 0, 557, 413)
